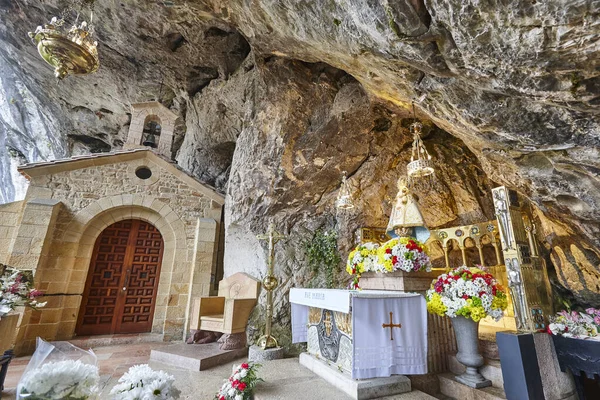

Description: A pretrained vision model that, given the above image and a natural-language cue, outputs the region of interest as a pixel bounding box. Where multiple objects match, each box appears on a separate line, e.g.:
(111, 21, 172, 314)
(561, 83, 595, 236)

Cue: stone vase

(0, 313, 20, 354)
(451, 316, 492, 388)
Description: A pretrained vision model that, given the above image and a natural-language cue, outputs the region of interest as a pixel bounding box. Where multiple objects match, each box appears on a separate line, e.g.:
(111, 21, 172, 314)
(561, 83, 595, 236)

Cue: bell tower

(124, 101, 177, 159)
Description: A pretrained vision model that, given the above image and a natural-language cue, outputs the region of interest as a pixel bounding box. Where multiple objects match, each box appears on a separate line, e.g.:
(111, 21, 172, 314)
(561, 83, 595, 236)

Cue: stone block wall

(0, 200, 23, 264)
(11, 151, 224, 353)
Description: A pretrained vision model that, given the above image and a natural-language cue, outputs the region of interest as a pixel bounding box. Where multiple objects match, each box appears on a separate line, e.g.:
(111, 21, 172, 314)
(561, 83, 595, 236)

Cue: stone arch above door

(56, 194, 194, 339)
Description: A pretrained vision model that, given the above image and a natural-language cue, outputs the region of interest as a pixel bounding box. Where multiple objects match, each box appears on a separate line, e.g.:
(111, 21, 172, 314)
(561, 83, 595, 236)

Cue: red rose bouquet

(215, 362, 262, 400)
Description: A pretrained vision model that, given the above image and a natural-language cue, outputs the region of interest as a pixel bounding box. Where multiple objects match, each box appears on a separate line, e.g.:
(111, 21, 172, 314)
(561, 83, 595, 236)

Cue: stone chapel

(0, 102, 224, 354)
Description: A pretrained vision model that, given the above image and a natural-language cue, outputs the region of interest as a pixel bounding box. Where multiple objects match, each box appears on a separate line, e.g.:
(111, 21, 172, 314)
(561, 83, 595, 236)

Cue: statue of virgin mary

(386, 178, 430, 242)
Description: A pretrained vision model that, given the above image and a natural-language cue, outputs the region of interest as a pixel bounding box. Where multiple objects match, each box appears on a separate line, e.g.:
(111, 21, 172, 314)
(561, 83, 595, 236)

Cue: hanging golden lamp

(28, 2, 99, 80)
(406, 102, 435, 188)
(336, 171, 355, 210)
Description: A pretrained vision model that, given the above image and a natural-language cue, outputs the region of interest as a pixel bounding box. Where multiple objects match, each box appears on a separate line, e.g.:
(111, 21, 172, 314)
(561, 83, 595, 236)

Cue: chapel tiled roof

(18, 148, 147, 169)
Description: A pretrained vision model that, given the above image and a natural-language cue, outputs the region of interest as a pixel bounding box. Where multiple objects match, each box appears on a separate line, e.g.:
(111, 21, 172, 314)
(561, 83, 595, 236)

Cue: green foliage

(333, 18, 341, 26)
(304, 229, 341, 288)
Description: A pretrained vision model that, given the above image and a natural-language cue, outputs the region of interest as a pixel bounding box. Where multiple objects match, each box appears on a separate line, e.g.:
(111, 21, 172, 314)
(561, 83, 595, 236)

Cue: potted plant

(426, 266, 507, 388)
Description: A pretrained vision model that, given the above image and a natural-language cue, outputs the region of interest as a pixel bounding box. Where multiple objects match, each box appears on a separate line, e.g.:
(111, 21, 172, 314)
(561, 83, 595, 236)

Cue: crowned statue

(386, 178, 430, 242)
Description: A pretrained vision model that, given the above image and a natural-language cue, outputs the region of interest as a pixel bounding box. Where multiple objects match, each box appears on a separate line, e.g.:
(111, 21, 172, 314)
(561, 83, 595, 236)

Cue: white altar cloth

(290, 288, 428, 379)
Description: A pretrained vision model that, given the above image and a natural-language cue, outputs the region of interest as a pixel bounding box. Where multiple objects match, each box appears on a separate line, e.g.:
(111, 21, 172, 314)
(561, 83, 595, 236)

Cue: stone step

(149, 342, 247, 371)
(448, 354, 504, 389)
(377, 391, 439, 399)
(438, 373, 506, 400)
(299, 352, 411, 400)
(68, 333, 164, 348)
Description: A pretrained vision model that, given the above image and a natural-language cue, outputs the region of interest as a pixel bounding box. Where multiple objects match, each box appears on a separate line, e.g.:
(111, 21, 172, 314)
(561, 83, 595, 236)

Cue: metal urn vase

(451, 316, 492, 388)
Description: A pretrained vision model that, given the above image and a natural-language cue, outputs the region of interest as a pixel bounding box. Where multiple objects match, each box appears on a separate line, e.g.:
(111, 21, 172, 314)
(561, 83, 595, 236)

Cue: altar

(290, 288, 428, 379)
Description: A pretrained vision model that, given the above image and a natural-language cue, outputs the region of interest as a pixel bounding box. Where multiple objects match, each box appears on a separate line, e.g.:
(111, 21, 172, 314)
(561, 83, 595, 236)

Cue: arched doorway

(76, 219, 164, 336)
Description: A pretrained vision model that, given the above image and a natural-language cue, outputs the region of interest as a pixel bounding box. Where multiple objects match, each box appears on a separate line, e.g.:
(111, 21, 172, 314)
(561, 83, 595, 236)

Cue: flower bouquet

(110, 364, 180, 399)
(547, 308, 600, 339)
(215, 362, 262, 400)
(377, 237, 431, 273)
(18, 339, 99, 400)
(0, 265, 46, 319)
(346, 242, 380, 289)
(426, 266, 507, 322)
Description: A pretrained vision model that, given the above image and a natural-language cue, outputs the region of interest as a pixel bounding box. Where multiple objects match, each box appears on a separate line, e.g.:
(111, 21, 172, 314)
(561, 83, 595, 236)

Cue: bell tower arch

(124, 101, 177, 159)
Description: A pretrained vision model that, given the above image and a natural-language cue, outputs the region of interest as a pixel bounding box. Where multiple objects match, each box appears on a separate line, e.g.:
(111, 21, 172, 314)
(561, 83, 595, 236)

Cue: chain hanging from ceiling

(28, 0, 99, 80)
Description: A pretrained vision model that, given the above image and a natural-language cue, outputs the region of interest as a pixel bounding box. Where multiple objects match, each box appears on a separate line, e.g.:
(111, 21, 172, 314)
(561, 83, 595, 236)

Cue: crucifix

(382, 311, 402, 341)
(256, 224, 285, 349)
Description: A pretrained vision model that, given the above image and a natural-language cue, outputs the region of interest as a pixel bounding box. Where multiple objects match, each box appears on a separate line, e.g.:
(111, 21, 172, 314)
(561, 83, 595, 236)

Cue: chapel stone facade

(0, 102, 224, 355)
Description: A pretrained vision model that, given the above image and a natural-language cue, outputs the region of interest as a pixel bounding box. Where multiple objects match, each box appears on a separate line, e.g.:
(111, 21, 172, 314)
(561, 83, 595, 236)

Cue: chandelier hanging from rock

(28, 1, 99, 80)
(406, 102, 435, 189)
(336, 171, 355, 210)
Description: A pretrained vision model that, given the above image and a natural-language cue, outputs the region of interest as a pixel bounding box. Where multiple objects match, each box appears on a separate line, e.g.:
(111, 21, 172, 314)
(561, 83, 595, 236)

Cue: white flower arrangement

(0, 266, 46, 318)
(110, 364, 180, 400)
(18, 359, 100, 399)
(547, 309, 600, 339)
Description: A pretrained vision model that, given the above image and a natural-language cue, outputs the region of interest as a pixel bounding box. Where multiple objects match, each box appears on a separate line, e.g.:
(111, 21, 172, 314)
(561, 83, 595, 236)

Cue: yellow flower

(426, 293, 447, 317)
(492, 295, 508, 311)
(469, 306, 487, 322)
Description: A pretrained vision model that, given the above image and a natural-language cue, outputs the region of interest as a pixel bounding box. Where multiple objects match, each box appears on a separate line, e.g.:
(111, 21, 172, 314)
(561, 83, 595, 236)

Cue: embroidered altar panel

(290, 289, 427, 379)
(352, 295, 427, 378)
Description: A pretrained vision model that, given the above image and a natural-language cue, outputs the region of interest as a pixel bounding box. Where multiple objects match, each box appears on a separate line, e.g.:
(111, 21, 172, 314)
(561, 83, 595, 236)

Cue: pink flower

(241, 363, 249, 369)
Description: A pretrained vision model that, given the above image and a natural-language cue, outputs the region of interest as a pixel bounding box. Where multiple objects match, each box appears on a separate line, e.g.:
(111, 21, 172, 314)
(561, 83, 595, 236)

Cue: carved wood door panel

(76, 219, 164, 336)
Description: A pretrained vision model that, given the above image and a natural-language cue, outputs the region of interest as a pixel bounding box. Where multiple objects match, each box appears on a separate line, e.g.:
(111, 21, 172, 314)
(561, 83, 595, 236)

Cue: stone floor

(1, 341, 436, 400)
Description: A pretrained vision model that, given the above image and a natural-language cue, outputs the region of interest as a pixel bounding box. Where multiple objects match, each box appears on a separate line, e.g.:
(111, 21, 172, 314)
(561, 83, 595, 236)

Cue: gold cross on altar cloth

(382, 311, 402, 341)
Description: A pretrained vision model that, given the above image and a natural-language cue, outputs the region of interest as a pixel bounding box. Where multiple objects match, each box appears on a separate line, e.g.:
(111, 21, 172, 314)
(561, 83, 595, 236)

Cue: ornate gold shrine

(428, 187, 553, 332)
(357, 187, 553, 333)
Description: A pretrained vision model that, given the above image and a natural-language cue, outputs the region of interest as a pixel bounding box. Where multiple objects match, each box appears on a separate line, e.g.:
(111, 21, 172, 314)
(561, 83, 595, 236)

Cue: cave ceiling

(0, 0, 598, 305)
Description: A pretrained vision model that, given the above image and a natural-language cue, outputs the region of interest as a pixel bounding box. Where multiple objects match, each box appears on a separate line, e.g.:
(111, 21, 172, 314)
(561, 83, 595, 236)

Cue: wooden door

(76, 219, 164, 336)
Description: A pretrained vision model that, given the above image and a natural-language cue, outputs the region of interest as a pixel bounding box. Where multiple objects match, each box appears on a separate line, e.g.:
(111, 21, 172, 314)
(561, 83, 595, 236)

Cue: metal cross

(382, 311, 402, 341)
(257, 224, 286, 271)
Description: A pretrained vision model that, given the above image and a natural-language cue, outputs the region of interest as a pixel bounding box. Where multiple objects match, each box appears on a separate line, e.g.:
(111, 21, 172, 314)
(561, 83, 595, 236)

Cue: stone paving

(1, 341, 436, 400)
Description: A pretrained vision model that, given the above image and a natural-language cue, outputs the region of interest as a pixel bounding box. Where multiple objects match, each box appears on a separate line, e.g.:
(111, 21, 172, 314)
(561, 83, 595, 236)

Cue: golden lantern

(28, 5, 99, 80)
(406, 103, 436, 190)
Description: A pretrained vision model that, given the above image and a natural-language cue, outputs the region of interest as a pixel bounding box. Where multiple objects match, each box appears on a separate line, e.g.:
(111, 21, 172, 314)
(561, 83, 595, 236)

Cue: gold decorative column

(256, 224, 285, 349)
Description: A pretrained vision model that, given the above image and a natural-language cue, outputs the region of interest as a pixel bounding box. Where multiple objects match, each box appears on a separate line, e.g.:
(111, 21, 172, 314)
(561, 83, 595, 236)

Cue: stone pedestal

(248, 345, 284, 363)
(299, 352, 411, 400)
(496, 332, 544, 400)
(0, 314, 20, 354)
(359, 270, 439, 292)
(149, 343, 247, 371)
